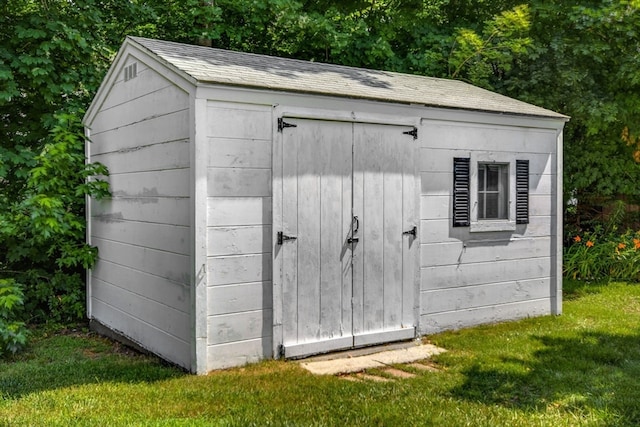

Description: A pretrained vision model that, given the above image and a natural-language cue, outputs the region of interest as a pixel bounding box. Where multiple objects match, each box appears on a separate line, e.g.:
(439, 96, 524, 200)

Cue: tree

(502, 1, 640, 225)
(0, 0, 142, 322)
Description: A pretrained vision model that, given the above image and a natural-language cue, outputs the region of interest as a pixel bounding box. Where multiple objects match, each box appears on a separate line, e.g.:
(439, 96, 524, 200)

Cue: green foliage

(449, 4, 532, 88)
(0, 279, 28, 357)
(0, 113, 109, 324)
(564, 227, 640, 282)
(504, 1, 640, 213)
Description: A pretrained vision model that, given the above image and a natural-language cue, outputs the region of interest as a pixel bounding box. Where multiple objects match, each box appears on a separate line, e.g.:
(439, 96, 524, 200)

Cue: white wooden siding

(418, 119, 558, 333)
(88, 61, 192, 369)
(205, 103, 273, 369)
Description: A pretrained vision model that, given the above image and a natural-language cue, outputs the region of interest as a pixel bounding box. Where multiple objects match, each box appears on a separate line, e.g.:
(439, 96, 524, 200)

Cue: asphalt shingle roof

(130, 36, 567, 120)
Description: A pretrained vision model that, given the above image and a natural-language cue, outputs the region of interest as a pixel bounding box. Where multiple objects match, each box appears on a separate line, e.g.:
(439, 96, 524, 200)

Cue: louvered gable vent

(453, 157, 471, 227)
(515, 159, 529, 224)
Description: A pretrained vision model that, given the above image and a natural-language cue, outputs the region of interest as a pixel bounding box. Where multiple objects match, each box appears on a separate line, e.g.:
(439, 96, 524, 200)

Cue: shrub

(0, 279, 29, 356)
(0, 113, 109, 326)
(564, 227, 640, 281)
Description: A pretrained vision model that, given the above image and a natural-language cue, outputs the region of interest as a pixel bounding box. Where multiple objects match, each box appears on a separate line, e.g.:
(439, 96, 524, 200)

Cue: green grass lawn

(2, 280, 640, 426)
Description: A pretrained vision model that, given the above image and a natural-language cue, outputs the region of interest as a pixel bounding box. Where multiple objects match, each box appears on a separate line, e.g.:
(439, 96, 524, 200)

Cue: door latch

(348, 216, 360, 244)
(277, 231, 297, 245)
(403, 226, 417, 237)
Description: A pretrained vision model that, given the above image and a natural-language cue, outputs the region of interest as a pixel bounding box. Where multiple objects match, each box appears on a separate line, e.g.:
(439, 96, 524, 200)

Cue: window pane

(486, 165, 501, 191)
(478, 163, 509, 220)
(485, 193, 499, 218)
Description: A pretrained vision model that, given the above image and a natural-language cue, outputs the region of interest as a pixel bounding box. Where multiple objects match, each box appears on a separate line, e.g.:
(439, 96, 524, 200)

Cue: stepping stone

(407, 362, 440, 372)
(355, 373, 392, 382)
(383, 368, 416, 379)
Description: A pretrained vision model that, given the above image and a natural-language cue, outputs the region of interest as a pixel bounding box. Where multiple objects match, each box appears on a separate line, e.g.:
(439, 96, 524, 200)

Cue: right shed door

(279, 118, 417, 358)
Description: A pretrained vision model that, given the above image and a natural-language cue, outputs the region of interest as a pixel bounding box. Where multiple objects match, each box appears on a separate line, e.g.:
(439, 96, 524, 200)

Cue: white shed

(84, 36, 568, 373)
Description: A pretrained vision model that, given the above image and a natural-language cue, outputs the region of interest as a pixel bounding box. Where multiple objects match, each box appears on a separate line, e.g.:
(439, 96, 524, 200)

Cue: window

(452, 157, 529, 231)
(478, 163, 509, 220)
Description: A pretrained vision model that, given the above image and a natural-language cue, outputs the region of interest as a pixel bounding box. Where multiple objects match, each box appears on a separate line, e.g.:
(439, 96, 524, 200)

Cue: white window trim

(469, 152, 518, 232)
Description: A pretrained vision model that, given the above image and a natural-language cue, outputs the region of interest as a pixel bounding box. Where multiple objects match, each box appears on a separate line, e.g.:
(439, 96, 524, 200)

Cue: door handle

(352, 216, 359, 234)
(403, 226, 417, 237)
(348, 236, 359, 244)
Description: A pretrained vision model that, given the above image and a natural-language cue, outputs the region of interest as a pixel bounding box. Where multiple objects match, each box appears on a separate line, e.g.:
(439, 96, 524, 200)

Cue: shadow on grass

(562, 278, 612, 301)
(0, 331, 185, 400)
(450, 330, 640, 426)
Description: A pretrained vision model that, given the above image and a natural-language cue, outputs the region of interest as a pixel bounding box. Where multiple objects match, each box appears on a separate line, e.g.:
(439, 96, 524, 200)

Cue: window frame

(477, 162, 509, 221)
(469, 152, 519, 232)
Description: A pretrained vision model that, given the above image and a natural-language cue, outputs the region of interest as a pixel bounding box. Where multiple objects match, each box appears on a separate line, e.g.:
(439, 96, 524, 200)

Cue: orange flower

(586, 240, 594, 248)
(574, 235, 582, 243)
(618, 242, 627, 250)
(634, 238, 640, 250)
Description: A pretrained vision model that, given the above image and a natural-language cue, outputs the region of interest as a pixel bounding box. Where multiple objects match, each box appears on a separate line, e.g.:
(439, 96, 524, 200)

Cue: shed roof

(129, 36, 567, 120)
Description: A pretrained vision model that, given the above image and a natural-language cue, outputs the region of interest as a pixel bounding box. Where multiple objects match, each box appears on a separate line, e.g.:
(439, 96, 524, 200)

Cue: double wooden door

(278, 118, 417, 358)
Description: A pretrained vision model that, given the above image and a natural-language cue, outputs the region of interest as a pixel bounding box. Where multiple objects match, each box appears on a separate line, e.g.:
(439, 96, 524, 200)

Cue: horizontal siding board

(419, 148, 552, 175)
(420, 172, 451, 196)
(208, 137, 271, 168)
(207, 338, 271, 370)
(420, 179, 553, 220)
(92, 262, 189, 313)
(91, 84, 189, 134)
(420, 217, 553, 244)
(101, 64, 174, 110)
(207, 309, 273, 345)
(91, 299, 190, 369)
(207, 226, 272, 256)
(207, 197, 272, 226)
(207, 282, 273, 315)
(421, 257, 551, 290)
(208, 168, 271, 197)
(90, 110, 189, 155)
(208, 254, 272, 286)
(419, 299, 551, 335)
(421, 123, 557, 153)
(421, 194, 450, 220)
(93, 238, 190, 285)
(421, 173, 552, 197)
(108, 169, 191, 198)
(421, 237, 552, 267)
(91, 197, 190, 227)
(91, 220, 190, 255)
(92, 278, 190, 340)
(421, 277, 551, 314)
(207, 105, 271, 140)
(529, 194, 553, 217)
(92, 140, 190, 174)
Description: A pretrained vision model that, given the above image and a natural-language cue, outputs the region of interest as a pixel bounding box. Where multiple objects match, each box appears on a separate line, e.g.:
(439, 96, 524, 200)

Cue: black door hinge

(403, 226, 417, 237)
(278, 118, 297, 132)
(277, 231, 297, 245)
(403, 127, 418, 140)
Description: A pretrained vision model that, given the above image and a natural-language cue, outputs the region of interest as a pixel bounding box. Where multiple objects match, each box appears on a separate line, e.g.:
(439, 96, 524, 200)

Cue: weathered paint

(86, 52, 193, 370)
(85, 37, 566, 373)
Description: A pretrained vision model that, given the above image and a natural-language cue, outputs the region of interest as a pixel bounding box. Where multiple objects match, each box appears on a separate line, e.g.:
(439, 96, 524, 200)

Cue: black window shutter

(515, 159, 529, 224)
(453, 157, 470, 227)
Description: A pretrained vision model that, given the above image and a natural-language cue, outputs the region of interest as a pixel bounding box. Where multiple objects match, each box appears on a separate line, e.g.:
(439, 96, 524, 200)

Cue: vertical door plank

(402, 130, 418, 328)
(282, 119, 353, 347)
(354, 124, 385, 333)
(319, 121, 352, 339)
(281, 124, 299, 345)
(352, 129, 365, 336)
(380, 125, 404, 330)
(296, 124, 322, 342)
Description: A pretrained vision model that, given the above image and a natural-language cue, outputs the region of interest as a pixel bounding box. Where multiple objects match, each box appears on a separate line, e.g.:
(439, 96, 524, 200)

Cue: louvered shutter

(453, 157, 470, 227)
(515, 159, 529, 224)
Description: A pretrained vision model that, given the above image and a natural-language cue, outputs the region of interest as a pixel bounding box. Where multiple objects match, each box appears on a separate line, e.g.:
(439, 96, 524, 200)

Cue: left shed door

(280, 119, 355, 357)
